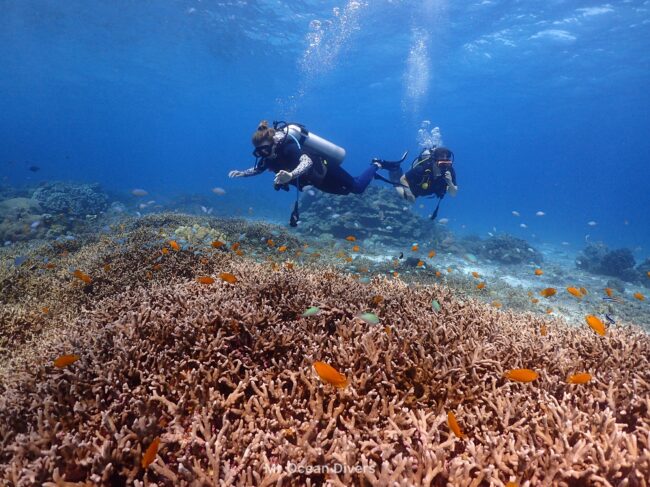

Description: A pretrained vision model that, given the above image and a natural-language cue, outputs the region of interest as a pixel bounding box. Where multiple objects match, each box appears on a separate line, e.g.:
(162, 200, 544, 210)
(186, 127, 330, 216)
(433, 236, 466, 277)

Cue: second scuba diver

(229, 120, 402, 225)
(377, 146, 458, 220)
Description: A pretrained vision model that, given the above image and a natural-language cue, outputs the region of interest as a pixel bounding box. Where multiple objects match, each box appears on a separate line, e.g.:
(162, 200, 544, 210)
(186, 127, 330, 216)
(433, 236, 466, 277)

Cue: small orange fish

(53, 354, 80, 368)
(161, 247, 169, 255)
(416, 260, 424, 267)
(428, 250, 436, 258)
(447, 411, 465, 439)
(504, 368, 538, 382)
(527, 291, 533, 297)
(141, 437, 160, 469)
(567, 287, 582, 298)
(169, 240, 180, 251)
(345, 235, 356, 242)
(546, 308, 553, 314)
(295, 250, 302, 257)
(211, 240, 225, 248)
(231, 242, 241, 251)
(567, 372, 592, 384)
(44, 262, 56, 269)
(345, 257, 353, 263)
(285, 262, 294, 270)
(235, 249, 243, 256)
(531, 298, 539, 304)
(411, 244, 419, 252)
(372, 295, 384, 304)
(313, 361, 348, 388)
(579, 287, 588, 296)
(352, 245, 360, 252)
(634, 292, 645, 301)
(540, 288, 556, 298)
(585, 315, 606, 336)
(534, 269, 543, 276)
(266, 239, 275, 247)
(42, 307, 49, 314)
(471, 271, 480, 278)
(605, 288, 613, 297)
(447, 267, 453, 273)
(73, 270, 92, 284)
(200, 257, 209, 265)
(278, 245, 287, 252)
(491, 301, 502, 308)
(146, 271, 153, 280)
(103, 263, 111, 272)
(151, 264, 162, 272)
(393, 271, 399, 277)
(477, 282, 485, 290)
(435, 271, 441, 277)
(219, 272, 237, 284)
(647, 271, 650, 278)
(384, 325, 391, 335)
(197, 276, 215, 284)
(271, 262, 279, 271)
(540, 323, 548, 336)
(505, 483, 518, 487)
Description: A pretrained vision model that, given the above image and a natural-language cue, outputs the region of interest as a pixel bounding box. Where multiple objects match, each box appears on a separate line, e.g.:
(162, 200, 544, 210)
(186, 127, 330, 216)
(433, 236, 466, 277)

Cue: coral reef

(479, 234, 543, 265)
(577, 244, 640, 282)
(297, 186, 448, 247)
(0, 216, 648, 485)
(637, 259, 650, 289)
(32, 181, 109, 217)
(173, 224, 227, 246)
(0, 197, 47, 242)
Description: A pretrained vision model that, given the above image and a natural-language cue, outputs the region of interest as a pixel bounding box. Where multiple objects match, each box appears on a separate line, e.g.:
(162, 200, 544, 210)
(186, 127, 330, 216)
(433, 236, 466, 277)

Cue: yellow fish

(313, 361, 348, 388)
(169, 240, 180, 251)
(585, 315, 606, 336)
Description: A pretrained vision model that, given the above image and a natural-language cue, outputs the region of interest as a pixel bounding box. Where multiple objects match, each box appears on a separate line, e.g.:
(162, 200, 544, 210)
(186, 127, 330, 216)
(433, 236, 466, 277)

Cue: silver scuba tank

(283, 124, 346, 166)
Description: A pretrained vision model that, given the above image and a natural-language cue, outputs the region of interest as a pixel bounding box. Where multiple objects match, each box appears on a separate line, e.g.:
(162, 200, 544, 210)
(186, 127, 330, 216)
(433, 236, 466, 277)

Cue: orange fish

(477, 282, 485, 290)
(211, 240, 225, 248)
(566, 287, 582, 298)
(266, 239, 275, 247)
(579, 287, 588, 296)
(42, 307, 49, 314)
(634, 292, 645, 301)
(278, 245, 287, 252)
(540, 323, 548, 336)
(197, 276, 215, 284)
(471, 271, 480, 279)
(219, 272, 237, 284)
(313, 361, 348, 388)
(285, 262, 294, 270)
(169, 240, 180, 251)
(604, 288, 613, 297)
(141, 437, 160, 469)
(527, 291, 533, 297)
(417, 260, 424, 267)
(53, 354, 80, 368)
(647, 271, 650, 278)
(235, 249, 243, 256)
(447, 411, 465, 439)
(567, 372, 592, 384)
(384, 326, 391, 335)
(345, 235, 356, 242)
(352, 245, 360, 252)
(492, 301, 502, 308)
(504, 368, 538, 382)
(146, 271, 153, 280)
(505, 483, 518, 487)
(546, 308, 553, 314)
(200, 257, 209, 265)
(585, 315, 606, 336)
(393, 271, 399, 278)
(411, 244, 419, 252)
(534, 269, 543, 276)
(161, 247, 169, 255)
(73, 270, 92, 284)
(345, 257, 353, 263)
(435, 271, 441, 277)
(447, 267, 453, 273)
(231, 242, 241, 251)
(372, 295, 384, 304)
(103, 263, 111, 272)
(44, 262, 56, 269)
(152, 264, 162, 272)
(540, 288, 556, 298)
(531, 298, 539, 304)
(428, 250, 436, 258)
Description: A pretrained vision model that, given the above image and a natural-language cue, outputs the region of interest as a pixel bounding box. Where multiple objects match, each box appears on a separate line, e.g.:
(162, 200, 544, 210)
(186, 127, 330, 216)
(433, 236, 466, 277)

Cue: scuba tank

(273, 121, 346, 166)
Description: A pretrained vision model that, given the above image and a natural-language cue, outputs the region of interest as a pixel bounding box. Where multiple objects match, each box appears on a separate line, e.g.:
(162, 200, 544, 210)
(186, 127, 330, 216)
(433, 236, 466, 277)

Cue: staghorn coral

(0, 239, 648, 486)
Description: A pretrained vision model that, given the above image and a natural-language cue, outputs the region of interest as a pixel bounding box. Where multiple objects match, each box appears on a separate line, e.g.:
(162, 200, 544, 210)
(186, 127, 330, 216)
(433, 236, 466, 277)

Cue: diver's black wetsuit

(404, 163, 457, 198)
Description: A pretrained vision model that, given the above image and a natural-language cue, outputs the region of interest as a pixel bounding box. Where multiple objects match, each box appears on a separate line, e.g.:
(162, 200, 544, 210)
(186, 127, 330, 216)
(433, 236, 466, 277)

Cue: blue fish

(604, 314, 616, 325)
(14, 256, 27, 267)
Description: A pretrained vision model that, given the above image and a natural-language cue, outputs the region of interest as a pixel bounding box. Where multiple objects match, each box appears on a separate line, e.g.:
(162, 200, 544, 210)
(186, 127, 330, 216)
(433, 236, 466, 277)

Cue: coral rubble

(0, 216, 648, 486)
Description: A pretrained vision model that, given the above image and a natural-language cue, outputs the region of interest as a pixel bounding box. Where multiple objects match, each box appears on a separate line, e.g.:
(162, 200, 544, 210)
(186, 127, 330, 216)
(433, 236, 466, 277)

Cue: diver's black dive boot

(371, 150, 409, 171)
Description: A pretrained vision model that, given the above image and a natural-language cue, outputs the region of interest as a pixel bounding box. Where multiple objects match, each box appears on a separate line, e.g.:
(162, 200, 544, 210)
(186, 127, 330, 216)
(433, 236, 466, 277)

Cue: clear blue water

(1, 0, 649, 254)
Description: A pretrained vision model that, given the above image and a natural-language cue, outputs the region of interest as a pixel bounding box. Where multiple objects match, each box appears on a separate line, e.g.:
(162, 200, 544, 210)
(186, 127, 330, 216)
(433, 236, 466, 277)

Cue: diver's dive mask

(252, 144, 273, 158)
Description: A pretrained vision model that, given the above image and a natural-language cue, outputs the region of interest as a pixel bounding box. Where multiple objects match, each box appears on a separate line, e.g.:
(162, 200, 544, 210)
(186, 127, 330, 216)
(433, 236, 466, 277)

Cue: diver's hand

(228, 170, 245, 178)
(274, 170, 293, 185)
(444, 171, 453, 184)
(445, 171, 458, 196)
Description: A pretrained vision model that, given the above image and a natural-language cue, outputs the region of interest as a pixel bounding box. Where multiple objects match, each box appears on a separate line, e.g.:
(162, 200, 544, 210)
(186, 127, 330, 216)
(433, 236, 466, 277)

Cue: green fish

(431, 300, 441, 312)
(356, 312, 380, 325)
(302, 306, 321, 317)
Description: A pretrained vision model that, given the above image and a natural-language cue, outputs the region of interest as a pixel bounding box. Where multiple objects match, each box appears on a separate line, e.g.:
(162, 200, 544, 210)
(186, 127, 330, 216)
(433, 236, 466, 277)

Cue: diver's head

(432, 147, 454, 168)
(251, 120, 276, 167)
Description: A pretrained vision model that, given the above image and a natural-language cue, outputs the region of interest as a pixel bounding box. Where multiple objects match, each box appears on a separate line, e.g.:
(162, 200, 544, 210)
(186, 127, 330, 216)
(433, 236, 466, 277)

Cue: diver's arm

(229, 167, 264, 178)
(274, 154, 314, 185)
(444, 170, 458, 197)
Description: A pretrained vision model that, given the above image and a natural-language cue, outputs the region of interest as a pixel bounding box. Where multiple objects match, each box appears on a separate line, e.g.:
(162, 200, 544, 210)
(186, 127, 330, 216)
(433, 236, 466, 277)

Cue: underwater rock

(32, 181, 108, 217)
(480, 234, 543, 264)
(636, 259, 650, 288)
(577, 244, 639, 282)
(296, 186, 447, 246)
(0, 197, 47, 242)
(606, 278, 626, 294)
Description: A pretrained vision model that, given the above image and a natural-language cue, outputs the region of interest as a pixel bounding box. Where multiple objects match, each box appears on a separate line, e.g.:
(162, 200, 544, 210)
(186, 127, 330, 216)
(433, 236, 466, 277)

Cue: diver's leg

(348, 165, 378, 194)
(318, 164, 378, 195)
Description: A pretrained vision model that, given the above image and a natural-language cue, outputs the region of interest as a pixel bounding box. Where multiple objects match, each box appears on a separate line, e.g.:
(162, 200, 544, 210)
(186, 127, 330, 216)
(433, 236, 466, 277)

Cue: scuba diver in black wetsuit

(375, 146, 458, 220)
(228, 120, 402, 225)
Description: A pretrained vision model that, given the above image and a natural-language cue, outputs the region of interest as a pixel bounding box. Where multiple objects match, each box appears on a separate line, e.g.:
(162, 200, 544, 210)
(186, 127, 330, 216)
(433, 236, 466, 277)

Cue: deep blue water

(1, 1, 648, 254)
